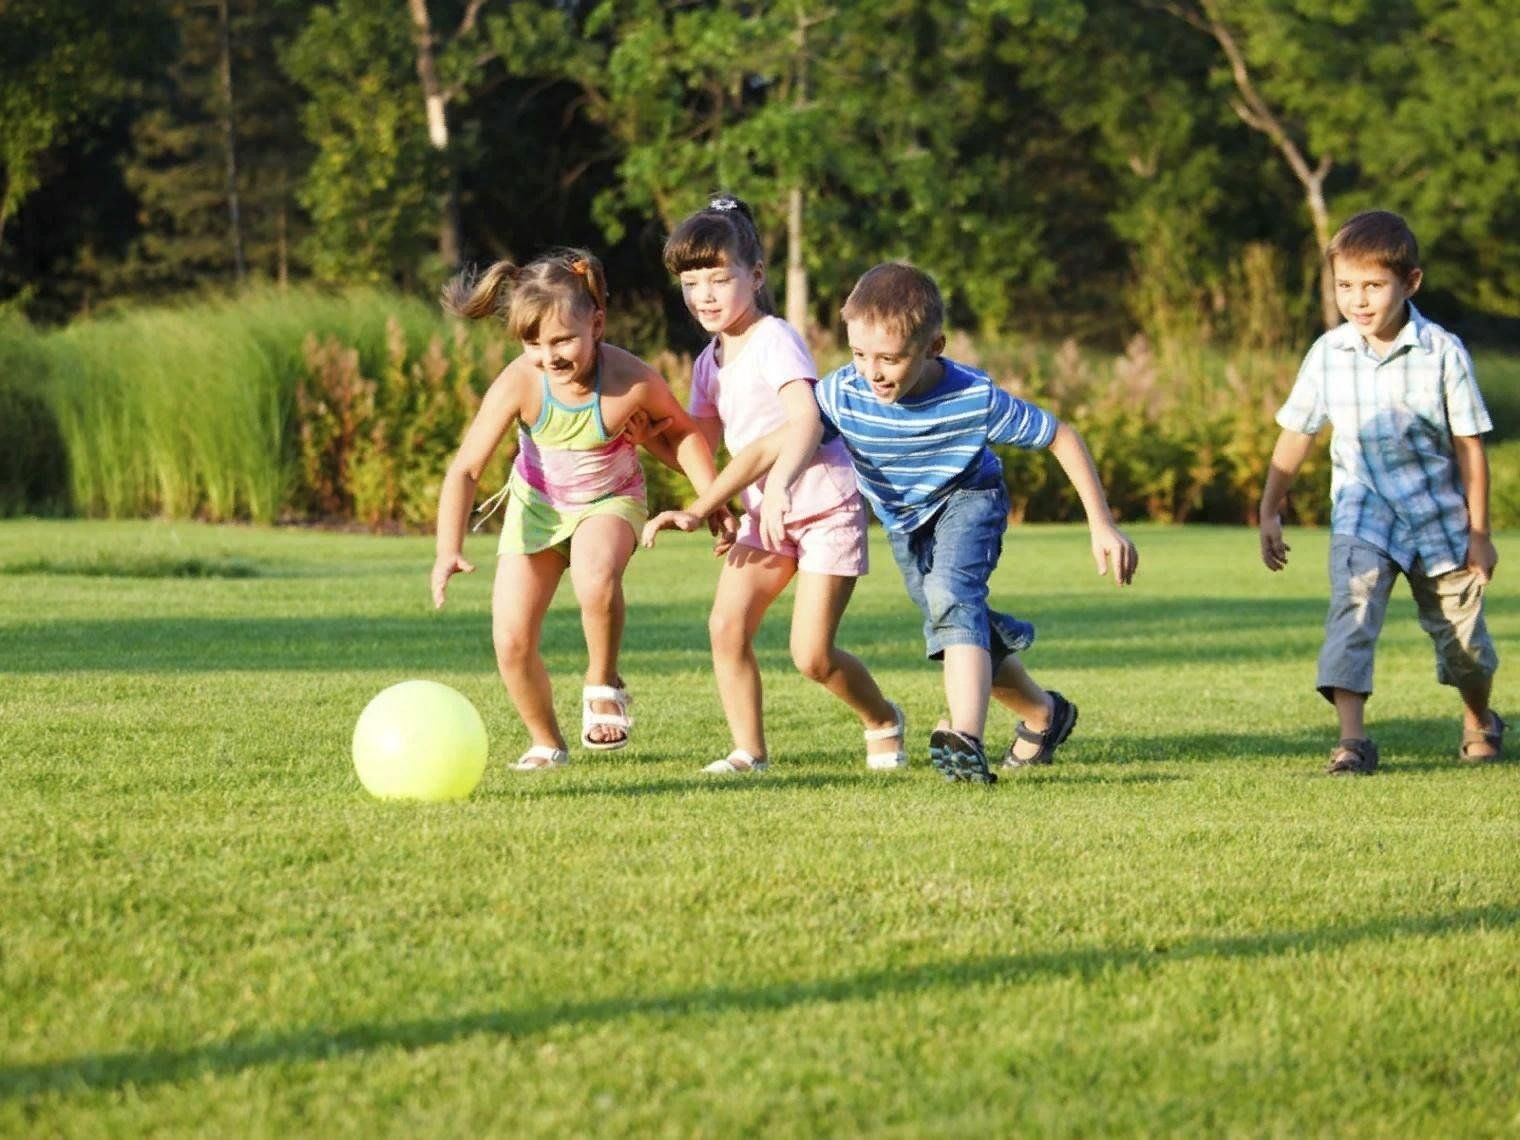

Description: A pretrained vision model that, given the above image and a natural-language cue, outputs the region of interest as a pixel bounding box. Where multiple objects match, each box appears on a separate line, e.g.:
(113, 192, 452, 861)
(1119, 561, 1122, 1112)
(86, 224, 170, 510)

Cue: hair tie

(570, 258, 591, 278)
(709, 196, 739, 212)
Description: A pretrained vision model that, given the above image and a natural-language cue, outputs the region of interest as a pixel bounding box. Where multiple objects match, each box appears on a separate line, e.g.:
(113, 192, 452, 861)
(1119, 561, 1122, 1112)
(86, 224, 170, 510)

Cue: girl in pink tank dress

(432, 249, 718, 770)
(643, 197, 905, 774)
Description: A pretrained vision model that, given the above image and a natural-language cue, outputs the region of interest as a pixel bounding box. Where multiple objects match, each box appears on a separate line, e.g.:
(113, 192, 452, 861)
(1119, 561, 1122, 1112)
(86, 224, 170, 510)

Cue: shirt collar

(1328, 301, 1430, 355)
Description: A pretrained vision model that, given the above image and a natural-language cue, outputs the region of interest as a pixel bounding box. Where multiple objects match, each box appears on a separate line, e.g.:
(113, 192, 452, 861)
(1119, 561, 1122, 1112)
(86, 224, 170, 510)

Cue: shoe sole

(929, 729, 997, 784)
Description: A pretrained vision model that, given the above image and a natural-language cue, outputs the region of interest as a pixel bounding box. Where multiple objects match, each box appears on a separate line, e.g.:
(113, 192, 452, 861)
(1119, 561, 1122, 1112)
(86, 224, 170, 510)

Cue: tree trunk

(406, 0, 460, 269)
(786, 186, 808, 333)
(784, 7, 810, 333)
(217, 0, 247, 282)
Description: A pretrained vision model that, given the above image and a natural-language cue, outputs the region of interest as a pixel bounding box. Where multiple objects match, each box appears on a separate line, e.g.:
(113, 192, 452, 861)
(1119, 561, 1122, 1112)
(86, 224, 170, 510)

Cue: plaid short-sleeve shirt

(1275, 303, 1491, 575)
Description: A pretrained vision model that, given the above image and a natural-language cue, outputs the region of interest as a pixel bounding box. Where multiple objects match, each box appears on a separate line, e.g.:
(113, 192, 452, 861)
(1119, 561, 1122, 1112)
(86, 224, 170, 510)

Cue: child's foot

(864, 702, 908, 769)
(703, 749, 768, 775)
(513, 745, 569, 771)
(581, 682, 633, 750)
(1326, 737, 1378, 775)
(1459, 711, 1506, 762)
(929, 726, 996, 784)
(1003, 691, 1078, 767)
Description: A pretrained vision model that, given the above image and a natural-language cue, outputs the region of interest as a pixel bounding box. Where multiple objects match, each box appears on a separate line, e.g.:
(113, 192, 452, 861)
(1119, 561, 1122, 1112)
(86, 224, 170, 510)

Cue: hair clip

(709, 196, 739, 212)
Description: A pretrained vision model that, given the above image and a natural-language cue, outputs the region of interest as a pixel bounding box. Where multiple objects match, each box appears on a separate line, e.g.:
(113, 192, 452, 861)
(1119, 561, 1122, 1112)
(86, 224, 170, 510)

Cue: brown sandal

(1327, 737, 1379, 775)
(1459, 712, 1506, 762)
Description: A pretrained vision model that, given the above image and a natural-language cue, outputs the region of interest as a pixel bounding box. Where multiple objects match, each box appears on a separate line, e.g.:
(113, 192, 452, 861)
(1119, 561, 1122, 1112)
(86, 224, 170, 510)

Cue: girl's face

(522, 305, 604, 385)
(678, 254, 763, 337)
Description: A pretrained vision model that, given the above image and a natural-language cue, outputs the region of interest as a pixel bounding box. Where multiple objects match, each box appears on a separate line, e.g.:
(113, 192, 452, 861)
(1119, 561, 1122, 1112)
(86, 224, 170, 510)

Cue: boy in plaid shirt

(1259, 210, 1501, 774)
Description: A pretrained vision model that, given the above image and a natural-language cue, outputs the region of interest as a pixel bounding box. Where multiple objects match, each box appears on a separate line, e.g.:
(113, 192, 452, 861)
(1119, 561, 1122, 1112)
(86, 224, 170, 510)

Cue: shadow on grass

(5, 903, 1517, 1101)
(3, 596, 1334, 674)
(506, 770, 880, 799)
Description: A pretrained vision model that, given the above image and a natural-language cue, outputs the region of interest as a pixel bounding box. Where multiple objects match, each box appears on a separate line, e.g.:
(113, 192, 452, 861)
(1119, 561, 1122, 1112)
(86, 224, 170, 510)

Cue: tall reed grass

(39, 287, 464, 523)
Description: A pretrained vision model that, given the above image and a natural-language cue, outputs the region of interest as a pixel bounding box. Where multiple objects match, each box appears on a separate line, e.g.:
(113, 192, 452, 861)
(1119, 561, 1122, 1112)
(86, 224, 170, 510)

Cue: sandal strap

(583, 684, 631, 706)
(863, 702, 905, 742)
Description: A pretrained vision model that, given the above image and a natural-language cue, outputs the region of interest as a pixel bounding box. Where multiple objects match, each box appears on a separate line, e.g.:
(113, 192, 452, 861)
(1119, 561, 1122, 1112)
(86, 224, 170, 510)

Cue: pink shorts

(735, 492, 869, 577)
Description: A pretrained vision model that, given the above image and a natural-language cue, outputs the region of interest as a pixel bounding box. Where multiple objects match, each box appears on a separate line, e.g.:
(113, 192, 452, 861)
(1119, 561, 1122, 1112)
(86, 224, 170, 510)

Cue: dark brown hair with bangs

(440, 248, 608, 341)
(840, 262, 945, 349)
(663, 195, 776, 316)
(1326, 210, 1421, 281)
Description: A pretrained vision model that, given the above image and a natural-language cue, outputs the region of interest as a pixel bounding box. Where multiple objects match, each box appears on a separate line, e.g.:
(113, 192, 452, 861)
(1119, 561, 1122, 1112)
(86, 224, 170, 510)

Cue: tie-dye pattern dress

(490, 364, 648, 557)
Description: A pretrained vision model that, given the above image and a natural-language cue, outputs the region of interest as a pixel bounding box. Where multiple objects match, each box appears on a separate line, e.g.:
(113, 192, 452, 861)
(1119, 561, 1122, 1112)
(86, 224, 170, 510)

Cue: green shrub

(0, 314, 69, 516)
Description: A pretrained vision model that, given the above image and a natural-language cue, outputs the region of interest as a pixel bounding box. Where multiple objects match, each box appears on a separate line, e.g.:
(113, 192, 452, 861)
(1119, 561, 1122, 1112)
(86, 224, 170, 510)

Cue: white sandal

(581, 683, 633, 751)
(703, 749, 768, 775)
(864, 701, 908, 770)
(513, 745, 569, 771)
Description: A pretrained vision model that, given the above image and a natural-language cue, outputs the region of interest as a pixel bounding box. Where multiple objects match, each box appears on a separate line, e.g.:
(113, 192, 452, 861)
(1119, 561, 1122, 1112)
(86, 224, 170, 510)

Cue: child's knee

(708, 607, 749, 655)
(571, 568, 621, 610)
(789, 640, 835, 684)
(493, 624, 537, 668)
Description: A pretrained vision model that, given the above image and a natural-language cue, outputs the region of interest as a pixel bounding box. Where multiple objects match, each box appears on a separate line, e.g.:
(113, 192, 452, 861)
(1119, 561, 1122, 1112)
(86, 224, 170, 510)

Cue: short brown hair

(840, 262, 944, 348)
(441, 248, 608, 341)
(1327, 210, 1421, 280)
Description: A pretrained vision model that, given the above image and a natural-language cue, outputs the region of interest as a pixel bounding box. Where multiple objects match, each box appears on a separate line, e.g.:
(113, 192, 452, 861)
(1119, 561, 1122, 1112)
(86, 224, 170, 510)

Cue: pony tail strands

(567, 252, 609, 314)
(442, 260, 521, 321)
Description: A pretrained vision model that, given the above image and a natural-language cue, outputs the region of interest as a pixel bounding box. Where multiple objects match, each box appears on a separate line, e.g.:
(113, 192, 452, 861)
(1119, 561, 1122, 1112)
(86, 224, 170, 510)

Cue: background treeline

(4, 0, 1519, 527)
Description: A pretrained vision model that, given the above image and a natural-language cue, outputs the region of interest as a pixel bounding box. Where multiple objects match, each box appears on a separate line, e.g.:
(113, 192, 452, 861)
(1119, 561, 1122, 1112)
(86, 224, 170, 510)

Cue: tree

(0, 0, 161, 251)
(1152, 0, 1421, 330)
(286, 0, 439, 285)
(122, 0, 313, 296)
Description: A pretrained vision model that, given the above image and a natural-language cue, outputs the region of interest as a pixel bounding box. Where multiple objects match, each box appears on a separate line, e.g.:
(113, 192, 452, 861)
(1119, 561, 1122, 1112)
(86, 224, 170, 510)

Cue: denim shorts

(888, 478, 1024, 667)
(1317, 533, 1498, 699)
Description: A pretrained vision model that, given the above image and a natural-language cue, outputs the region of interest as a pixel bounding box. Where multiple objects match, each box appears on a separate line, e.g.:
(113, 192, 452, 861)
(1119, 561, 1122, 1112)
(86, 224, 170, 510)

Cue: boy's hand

(759, 487, 790, 550)
(1467, 532, 1498, 584)
(1260, 516, 1290, 571)
(641, 510, 702, 548)
(431, 553, 474, 609)
(1091, 521, 1138, 585)
(622, 408, 674, 445)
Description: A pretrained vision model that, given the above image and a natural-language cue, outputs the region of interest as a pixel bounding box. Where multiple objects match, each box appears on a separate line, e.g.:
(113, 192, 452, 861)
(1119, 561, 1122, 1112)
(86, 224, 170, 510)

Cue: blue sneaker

(929, 728, 997, 784)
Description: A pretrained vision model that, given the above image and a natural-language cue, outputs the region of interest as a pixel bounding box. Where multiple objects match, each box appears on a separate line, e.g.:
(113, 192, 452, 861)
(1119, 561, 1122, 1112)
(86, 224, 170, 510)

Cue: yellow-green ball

(353, 680, 488, 801)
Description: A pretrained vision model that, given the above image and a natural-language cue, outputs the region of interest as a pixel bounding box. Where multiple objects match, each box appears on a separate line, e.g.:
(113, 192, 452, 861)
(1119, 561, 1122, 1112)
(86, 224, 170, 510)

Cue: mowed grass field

(3, 519, 1519, 1137)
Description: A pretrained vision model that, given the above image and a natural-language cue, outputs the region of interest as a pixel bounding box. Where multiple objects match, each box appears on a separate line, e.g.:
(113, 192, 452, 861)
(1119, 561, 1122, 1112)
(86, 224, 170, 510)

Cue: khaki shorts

(1317, 534, 1498, 700)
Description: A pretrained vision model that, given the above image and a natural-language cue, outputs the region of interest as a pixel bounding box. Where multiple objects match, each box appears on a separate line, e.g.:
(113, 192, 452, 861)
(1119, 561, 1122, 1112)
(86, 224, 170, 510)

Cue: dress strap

(471, 482, 511, 532)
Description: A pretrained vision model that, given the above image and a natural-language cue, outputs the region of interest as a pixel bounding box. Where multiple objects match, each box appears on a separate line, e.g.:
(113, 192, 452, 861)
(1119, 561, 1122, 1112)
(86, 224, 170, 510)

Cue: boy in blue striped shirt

(645, 262, 1137, 783)
(1260, 210, 1502, 774)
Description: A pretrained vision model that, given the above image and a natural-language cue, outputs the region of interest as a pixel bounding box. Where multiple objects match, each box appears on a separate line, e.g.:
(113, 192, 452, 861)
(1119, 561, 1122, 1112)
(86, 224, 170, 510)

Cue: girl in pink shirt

(647, 196, 904, 774)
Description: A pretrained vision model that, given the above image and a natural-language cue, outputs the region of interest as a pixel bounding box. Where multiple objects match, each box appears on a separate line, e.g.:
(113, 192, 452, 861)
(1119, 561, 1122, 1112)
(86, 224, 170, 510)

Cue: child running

(432, 248, 718, 770)
(647, 262, 1137, 783)
(1259, 209, 1501, 774)
(648, 195, 905, 774)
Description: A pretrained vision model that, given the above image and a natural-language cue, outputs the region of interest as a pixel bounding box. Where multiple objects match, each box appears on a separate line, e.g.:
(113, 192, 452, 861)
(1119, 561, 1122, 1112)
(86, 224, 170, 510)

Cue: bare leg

(942, 644, 994, 741)
(492, 551, 570, 751)
(1332, 687, 1368, 740)
(569, 516, 637, 745)
(790, 571, 899, 755)
(991, 654, 1054, 762)
(708, 545, 794, 761)
(1458, 676, 1499, 757)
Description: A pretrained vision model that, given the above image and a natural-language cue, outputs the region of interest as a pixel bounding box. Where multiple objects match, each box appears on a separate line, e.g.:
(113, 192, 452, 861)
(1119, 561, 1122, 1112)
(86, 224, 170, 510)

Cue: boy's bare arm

(1258, 429, 1315, 572)
(1046, 420, 1138, 585)
(1454, 433, 1498, 582)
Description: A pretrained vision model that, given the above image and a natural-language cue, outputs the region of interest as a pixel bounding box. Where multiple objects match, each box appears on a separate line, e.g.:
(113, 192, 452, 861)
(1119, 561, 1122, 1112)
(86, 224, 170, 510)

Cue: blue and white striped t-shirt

(1275, 303, 1491, 575)
(815, 358, 1057, 533)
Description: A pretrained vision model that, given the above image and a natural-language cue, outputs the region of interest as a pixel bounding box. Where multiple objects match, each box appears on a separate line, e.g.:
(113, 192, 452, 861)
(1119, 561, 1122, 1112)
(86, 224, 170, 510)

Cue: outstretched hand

(641, 509, 703, 548)
(1260, 516, 1290, 572)
(622, 408, 674, 446)
(431, 552, 475, 609)
(1091, 521, 1138, 586)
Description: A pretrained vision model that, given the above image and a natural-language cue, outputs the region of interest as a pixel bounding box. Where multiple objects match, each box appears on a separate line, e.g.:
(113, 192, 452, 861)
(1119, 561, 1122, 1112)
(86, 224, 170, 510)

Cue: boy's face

(1332, 255, 1422, 346)
(846, 319, 946, 404)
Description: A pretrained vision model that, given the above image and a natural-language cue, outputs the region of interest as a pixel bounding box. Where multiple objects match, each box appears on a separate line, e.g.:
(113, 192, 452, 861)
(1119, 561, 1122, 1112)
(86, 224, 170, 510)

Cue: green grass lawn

(3, 520, 1518, 1137)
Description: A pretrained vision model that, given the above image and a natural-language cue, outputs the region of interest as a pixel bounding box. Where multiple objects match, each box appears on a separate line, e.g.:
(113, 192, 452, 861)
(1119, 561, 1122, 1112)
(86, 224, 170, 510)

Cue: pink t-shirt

(689, 315, 857, 519)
